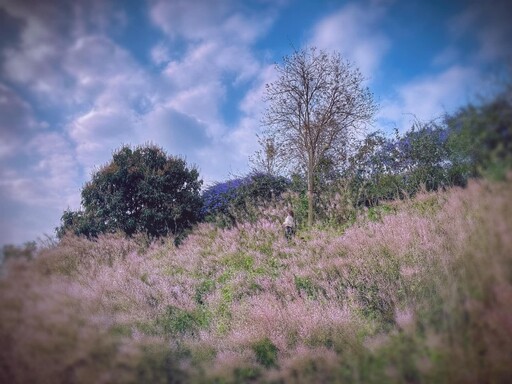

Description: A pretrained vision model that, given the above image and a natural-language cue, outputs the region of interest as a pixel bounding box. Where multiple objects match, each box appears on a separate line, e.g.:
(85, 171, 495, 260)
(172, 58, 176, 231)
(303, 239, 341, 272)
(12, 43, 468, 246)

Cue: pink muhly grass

(268, 345, 340, 383)
(205, 349, 255, 381)
(225, 291, 354, 354)
(394, 307, 415, 331)
(0, 260, 115, 383)
(1, 176, 511, 383)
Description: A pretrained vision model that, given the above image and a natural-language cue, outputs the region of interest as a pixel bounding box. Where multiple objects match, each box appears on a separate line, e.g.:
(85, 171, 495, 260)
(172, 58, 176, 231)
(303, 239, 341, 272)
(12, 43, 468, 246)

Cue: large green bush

(57, 144, 203, 240)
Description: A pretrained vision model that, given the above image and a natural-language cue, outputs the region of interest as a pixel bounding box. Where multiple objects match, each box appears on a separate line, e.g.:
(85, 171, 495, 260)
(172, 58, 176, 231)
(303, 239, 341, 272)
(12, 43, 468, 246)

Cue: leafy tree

(343, 131, 398, 206)
(1, 241, 37, 264)
(262, 47, 377, 226)
(237, 172, 289, 205)
(57, 144, 203, 240)
(57, 209, 104, 239)
(445, 87, 512, 181)
(390, 122, 451, 195)
(344, 123, 451, 207)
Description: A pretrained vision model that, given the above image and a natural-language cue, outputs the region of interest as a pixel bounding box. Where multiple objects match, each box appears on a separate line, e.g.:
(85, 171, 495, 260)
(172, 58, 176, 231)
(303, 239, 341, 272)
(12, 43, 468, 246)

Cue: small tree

(263, 47, 376, 226)
(249, 135, 287, 176)
(57, 144, 203, 240)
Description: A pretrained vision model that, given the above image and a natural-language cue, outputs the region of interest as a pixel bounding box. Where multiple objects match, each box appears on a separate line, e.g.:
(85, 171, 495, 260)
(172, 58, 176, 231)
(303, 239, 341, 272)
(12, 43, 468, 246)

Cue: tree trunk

(307, 167, 314, 227)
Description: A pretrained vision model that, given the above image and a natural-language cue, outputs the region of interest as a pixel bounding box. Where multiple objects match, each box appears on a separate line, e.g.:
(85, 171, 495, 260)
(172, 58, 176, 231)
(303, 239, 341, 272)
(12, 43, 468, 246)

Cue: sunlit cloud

(378, 65, 478, 131)
(308, 2, 391, 78)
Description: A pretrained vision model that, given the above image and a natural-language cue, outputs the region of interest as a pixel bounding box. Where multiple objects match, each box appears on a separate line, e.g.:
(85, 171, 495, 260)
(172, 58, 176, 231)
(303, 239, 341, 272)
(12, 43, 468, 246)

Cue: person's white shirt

(283, 215, 294, 228)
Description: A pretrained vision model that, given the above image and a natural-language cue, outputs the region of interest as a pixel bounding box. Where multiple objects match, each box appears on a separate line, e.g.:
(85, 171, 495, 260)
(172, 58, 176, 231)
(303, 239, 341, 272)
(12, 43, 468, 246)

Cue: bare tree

(263, 47, 377, 226)
(249, 134, 288, 176)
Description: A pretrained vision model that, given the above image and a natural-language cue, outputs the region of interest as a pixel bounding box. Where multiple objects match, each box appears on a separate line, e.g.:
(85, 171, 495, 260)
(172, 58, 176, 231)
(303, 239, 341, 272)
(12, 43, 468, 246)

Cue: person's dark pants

(285, 226, 294, 241)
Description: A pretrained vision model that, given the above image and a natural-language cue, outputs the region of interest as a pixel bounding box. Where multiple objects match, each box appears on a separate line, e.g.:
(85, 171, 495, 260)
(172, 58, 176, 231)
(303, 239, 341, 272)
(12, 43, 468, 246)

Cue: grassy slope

(1, 177, 511, 383)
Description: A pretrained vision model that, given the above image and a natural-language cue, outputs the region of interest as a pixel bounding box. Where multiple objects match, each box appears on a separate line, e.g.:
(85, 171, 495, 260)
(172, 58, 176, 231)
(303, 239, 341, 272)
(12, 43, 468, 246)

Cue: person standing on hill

(283, 210, 295, 241)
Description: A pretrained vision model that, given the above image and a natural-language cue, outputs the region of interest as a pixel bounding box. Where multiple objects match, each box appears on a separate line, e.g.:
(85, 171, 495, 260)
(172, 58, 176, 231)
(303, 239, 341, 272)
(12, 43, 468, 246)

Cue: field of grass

(1, 176, 511, 383)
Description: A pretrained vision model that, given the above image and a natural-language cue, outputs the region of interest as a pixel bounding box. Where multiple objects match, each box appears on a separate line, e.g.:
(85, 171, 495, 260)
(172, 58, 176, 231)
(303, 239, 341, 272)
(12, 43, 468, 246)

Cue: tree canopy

(57, 144, 203, 240)
(445, 87, 512, 180)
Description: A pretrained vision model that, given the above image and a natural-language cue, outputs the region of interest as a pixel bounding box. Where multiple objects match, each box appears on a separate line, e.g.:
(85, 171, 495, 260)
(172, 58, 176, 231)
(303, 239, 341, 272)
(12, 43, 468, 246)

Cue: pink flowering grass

(1, 177, 511, 383)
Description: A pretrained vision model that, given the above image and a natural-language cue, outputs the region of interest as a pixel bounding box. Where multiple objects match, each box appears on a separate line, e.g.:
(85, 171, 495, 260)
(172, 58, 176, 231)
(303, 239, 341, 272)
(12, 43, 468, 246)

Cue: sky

(0, 0, 511, 247)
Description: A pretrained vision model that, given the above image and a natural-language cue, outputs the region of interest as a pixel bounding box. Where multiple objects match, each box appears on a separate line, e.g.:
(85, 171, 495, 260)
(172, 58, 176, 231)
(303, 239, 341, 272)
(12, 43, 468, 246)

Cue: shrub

(201, 172, 290, 226)
(1, 241, 37, 263)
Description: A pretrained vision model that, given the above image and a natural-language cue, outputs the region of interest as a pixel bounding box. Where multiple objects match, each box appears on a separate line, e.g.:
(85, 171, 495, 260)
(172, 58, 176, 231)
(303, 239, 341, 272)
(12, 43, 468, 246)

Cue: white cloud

(149, 0, 229, 41)
(1, 0, 125, 103)
(64, 35, 145, 105)
(239, 64, 277, 118)
(203, 64, 281, 181)
(0, 130, 82, 245)
(146, 0, 283, 182)
(378, 65, 478, 132)
(308, 2, 391, 77)
(68, 107, 138, 173)
(151, 42, 171, 66)
(149, 0, 277, 103)
(60, 34, 159, 172)
(159, 40, 262, 139)
(1, 1, 67, 91)
(149, 0, 274, 45)
(169, 84, 224, 129)
(0, 131, 80, 206)
(142, 105, 210, 156)
(0, 79, 81, 245)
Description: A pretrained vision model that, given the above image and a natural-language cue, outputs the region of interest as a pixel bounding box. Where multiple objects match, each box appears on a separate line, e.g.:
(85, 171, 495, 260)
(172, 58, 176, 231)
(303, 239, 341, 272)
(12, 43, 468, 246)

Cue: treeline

(56, 85, 511, 243)
(201, 85, 511, 229)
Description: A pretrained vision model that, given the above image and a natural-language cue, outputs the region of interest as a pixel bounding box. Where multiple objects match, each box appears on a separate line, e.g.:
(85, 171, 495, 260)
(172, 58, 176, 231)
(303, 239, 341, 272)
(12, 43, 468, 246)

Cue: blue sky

(1, 0, 511, 246)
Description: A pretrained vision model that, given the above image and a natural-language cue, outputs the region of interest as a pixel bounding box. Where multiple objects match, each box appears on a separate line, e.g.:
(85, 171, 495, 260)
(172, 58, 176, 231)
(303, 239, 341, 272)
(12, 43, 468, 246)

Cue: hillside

(1, 176, 511, 383)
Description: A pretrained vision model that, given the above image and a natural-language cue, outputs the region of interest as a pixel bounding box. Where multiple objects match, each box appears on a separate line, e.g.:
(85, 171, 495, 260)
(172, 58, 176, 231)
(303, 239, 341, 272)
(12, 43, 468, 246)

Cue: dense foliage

(445, 88, 512, 180)
(201, 172, 290, 226)
(57, 144, 203, 240)
(347, 122, 452, 206)
(260, 85, 509, 231)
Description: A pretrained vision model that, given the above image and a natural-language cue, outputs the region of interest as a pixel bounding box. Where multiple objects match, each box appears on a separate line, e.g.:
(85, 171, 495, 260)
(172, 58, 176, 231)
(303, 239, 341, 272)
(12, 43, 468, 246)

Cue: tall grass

(1, 177, 511, 383)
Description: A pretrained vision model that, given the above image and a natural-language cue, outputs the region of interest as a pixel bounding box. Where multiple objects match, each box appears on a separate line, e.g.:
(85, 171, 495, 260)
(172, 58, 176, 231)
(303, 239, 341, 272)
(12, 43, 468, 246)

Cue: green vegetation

(252, 337, 279, 368)
(56, 144, 202, 242)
